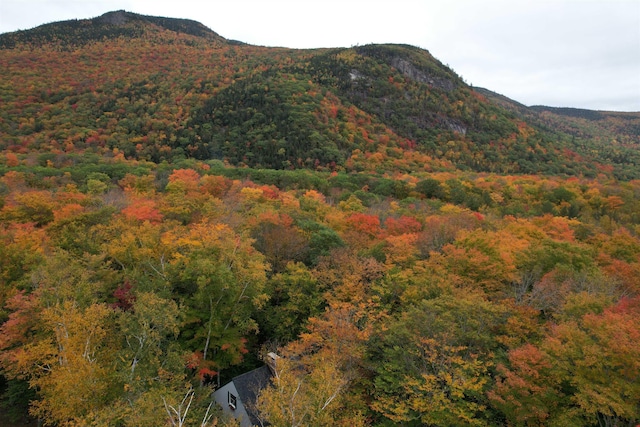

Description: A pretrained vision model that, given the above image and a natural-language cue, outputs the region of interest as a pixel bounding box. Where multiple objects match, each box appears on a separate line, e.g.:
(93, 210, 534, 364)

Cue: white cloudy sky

(1, 0, 639, 111)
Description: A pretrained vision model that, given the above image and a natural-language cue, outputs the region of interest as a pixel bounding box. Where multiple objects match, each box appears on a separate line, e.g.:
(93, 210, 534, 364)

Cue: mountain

(0, 10, 225, 48)
(475, 87, 640, 178)
(2, 12, 640, 427)
(1, 11, 638, 178)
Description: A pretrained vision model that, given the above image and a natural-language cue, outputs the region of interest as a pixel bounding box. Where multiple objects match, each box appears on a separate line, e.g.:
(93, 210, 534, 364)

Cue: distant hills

(476, 87, 640, 143)
(1, 10, 638, 178)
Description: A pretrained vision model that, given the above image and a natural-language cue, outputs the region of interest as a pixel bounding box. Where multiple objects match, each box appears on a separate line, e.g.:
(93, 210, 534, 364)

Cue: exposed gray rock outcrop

(391, 57, 456, 92)
(97, 10, 129, 25)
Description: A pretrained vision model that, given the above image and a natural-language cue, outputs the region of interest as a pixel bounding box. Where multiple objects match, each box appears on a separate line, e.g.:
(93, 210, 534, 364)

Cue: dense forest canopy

(0, 11, 639, 427)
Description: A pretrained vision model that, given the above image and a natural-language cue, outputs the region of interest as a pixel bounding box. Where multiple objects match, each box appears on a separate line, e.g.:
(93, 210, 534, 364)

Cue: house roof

(233, 364, 272, 426)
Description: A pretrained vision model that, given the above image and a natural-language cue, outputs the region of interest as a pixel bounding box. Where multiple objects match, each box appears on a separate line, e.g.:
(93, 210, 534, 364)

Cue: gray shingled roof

(233, 364, 272, 426)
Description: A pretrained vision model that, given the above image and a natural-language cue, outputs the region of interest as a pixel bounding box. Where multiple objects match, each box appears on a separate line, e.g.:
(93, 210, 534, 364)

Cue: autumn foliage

(1, 11, 640, 427)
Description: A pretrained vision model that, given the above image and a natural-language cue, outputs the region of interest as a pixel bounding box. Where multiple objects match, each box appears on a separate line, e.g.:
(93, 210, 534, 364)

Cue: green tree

(416, 178, 445, 199)
(257, 262, 324, 342)
(370, 292, 505, 426)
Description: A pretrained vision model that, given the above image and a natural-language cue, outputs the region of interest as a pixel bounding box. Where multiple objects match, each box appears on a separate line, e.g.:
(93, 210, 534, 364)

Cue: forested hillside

(0, 11, 639, 427)
(476, 87, 640, 180)
(2, 11, 639, 178)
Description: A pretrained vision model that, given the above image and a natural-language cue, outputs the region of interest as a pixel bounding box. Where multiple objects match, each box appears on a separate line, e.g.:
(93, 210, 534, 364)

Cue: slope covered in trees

(476, 87, 640, 180)
(0, 10, 224, 49)
(0, 161, 639, 426)
(1, 11, 638, 178)
(0, 11, 639, 427)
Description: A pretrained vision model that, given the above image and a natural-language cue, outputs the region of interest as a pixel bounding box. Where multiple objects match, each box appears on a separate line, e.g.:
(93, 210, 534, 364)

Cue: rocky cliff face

(96, 10, 129, 25)
(391, 56, 456, 92)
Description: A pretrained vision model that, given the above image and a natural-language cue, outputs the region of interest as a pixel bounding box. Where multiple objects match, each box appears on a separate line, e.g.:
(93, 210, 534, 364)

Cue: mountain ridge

(475, 86, 640, 148)
(0, 10, 225, 48)
(1, 11, 638, 178)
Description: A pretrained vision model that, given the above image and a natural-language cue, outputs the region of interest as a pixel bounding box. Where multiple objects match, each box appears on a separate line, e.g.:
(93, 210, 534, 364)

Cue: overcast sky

(1, 0, 639, 111)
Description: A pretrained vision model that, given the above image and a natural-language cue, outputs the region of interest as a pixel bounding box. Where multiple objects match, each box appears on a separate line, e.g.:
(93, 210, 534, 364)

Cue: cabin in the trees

(212, 353, 278, 427)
